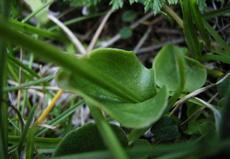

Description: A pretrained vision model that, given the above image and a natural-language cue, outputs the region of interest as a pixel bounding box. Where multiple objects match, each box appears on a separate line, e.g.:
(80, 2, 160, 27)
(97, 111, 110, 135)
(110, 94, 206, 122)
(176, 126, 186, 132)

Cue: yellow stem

(36, 89, 64, 125)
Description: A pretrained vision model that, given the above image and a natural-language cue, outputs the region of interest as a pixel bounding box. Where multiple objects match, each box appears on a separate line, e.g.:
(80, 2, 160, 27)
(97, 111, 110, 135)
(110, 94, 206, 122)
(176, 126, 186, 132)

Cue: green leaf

(144, 0, 165, 14)
(153, 44, 206, 93)
(144, 0, 178, 14)
(119, 27, 133, 39)
(110, 0, 124, 10)
(184, 57, 207, 92)
(51, 140, 199, 159)
(122, 10, 137, 22)
(56, 48, 169, 128)
(203, 20, 230, 55)
(98, 87, 168, 128)
(190, 0, 210, 45)
(204, 6, 230, 19)
(26, 127, 36, 159)
(57, 48, 156, 102)
(9, 135, 60, 152)
(0, 1, 9, 158)
(185, 119, 215, 136)
(36, 100, 84, 136)
(153, 45, 186, 93)
(24, 0, 52, 24)
(0, 20, 167, 129)
(18, 106, 37, 153)
(220, 81, 230, 139)
(53, 123, 128, 156)
(182, 0, 202, 58)
(197, 0, 206, 12)
(151, 116, 180, 142)
(203, 54, 230, 64)
(218, 75, 230, 98)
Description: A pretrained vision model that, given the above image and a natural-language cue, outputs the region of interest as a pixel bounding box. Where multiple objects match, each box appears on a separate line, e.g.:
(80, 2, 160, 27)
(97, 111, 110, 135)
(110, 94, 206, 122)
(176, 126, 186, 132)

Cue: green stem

(89, 105, 129, 159)
(163, 6, 184, 29)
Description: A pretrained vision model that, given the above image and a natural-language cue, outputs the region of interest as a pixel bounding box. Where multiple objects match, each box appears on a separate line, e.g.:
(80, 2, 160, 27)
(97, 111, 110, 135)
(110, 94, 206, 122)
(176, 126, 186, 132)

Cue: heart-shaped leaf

(53, 123, 128, 156)
(184, 57, 207, 92)
(153, 44, 206, 93)
(56, 48, 168, 128)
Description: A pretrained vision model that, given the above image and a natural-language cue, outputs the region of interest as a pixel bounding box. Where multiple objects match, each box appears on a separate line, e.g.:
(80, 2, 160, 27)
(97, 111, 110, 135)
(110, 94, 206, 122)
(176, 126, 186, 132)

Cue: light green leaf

(0, 21, 167, 129)
(57, 48, 168, 128)
(184, 57, 207, 92)
(99, 87, 168, 128)
(57, 49, 156, 102)
(24, 0, 52, 24)
(153, 45, 206, 93)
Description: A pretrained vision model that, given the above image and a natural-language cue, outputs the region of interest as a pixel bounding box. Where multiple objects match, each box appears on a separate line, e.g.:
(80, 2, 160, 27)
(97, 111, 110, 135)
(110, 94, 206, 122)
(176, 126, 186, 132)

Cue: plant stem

(36, 89, 64, 125)
(48, 14, 86, 54)
(163, 6, 184, 29)
(87, 9, 113, 52)
(89, 105, 129, 159)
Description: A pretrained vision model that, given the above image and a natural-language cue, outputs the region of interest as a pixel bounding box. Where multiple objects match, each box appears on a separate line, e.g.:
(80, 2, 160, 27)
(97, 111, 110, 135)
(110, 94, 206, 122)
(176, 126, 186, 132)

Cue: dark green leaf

(119, 27, 133, 39)
(122, 10, 137, 22)
(53, 123, 128, 156)
(203, 54, 230, 64)
(218, 75, 230, 97)
(185, 119, 215, 136)
(220, 82, 230, 139)
(151, 116, 180, 142)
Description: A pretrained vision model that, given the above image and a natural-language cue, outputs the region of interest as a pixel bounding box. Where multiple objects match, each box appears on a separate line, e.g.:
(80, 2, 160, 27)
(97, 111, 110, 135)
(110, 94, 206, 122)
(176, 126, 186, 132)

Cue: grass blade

(182, 0, 201, 58)
(18, 106, 37, 153)
(89, 105, 129, 159)
(203, 54, 230, 64)
(36, 100, 84, 136)
(4, 75, 54, 92)
(0, 1, 10, 158)
(7, 54, 40, 78)
(220, 86, 230, 139)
